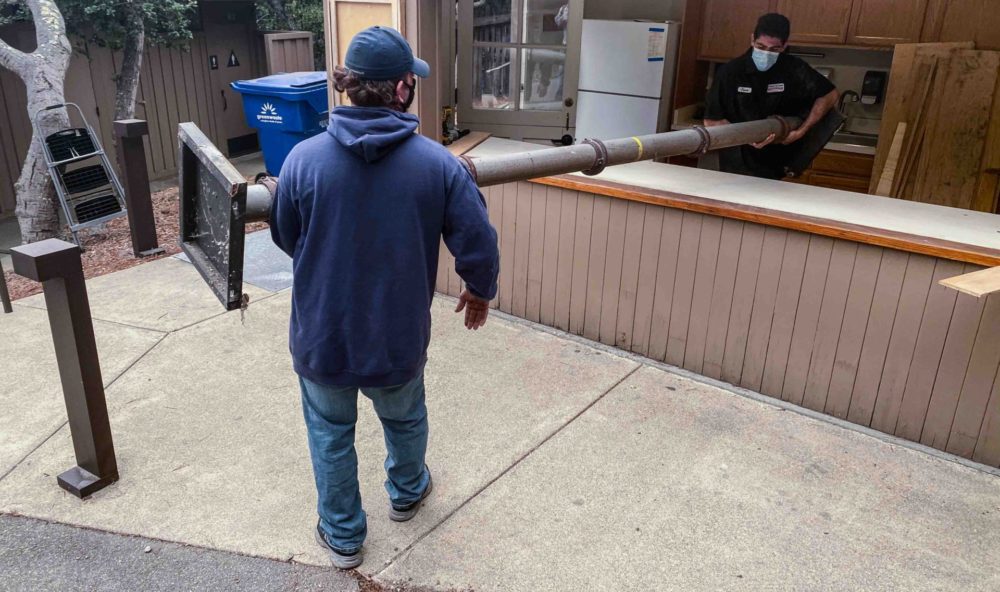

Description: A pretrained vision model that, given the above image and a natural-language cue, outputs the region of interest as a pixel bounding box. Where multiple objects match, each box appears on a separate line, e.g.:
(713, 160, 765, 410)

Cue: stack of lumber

(870, 42, 1000, 213)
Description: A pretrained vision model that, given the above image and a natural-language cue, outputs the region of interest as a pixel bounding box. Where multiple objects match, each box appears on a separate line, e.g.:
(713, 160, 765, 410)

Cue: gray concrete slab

(16, 257, 270, 332)
(0, 304, 164, 477)
(380, 365, 1000, 591)
(175, 229, 292, 293)
(0, 514, 360, 592)
(0, 295, 638, 576)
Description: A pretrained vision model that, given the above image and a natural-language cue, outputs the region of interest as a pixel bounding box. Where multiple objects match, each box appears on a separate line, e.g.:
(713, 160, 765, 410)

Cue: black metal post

(114, 119, 163, 257)
(11, 239, 118, 498)
(0, 258, 12, 313)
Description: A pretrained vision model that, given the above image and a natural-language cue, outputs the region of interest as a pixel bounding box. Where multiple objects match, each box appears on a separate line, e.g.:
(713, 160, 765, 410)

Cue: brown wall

(0, 9, 265, 220)
(437, 180, 1000, 468)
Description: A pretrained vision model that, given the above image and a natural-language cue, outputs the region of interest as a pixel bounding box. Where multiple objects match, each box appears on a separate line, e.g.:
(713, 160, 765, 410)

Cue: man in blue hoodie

(270, 26, 500, 569)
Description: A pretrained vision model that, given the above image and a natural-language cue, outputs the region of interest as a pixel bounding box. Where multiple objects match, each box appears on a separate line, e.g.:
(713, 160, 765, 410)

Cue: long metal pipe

(244, 116, 801, 222)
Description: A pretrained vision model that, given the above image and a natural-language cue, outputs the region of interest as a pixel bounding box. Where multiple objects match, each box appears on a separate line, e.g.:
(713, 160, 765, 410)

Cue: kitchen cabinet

(922, 0, 1000, 50)
(847, 0, 928, 46)
(776, 0, 854, 44)
(698, 0, 775, 60)
(790, 149, 875, 193)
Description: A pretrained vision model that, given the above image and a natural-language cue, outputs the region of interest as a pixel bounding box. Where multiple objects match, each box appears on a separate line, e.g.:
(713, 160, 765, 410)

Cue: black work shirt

(704, 50, 836, 179)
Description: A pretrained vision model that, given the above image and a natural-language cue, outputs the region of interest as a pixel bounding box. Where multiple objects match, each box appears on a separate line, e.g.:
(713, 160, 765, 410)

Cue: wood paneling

(922, 0, 1000, 50)
(698, 0, 773, 61)
(436, 179, 1000, 466)
(777, 0, 853, 44)
(263, 32, 315, 73)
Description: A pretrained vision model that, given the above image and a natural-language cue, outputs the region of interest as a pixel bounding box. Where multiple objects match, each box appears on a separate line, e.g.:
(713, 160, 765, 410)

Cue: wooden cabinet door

(847, 0, 928, 46)
(699, 0, 775, 60)
(776, 0, 853, 44)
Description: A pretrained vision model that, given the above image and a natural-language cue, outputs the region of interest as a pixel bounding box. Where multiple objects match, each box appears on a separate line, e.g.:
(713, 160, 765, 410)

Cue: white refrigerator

(575, 20, 682, 141)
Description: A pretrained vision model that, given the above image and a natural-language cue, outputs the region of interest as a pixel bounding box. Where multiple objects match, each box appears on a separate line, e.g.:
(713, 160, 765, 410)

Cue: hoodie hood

(328, 106, 419, 163)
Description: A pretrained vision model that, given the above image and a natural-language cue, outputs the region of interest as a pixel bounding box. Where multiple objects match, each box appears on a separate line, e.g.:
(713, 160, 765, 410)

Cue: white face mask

(752, 48, 780, 72)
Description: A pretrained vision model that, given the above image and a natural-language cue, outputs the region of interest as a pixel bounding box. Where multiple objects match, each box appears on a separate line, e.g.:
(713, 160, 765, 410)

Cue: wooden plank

(615, 202, 646, 350)
(825, 245, 883, 420)
(583, 196, 612, 342)
(532, 175, 1000, 268)
(701, 219, 744, 381)
(740, 227, 788, 392)
(629, 207, 665, 356)
(525, 183, 546, 323)
(867, 254, 936, 433)
(682, 216, 724, 375)
(447, 131, 490, 156)
(721, 224, 766, 385)
(497, 181, 518, 313)
(782, 236, 835, 404)
(647, 209, 684, 361)
(973, 362, 1000, 466)
(946, 294, 1000, 458)
(568, 194, 594, 335)
(665, 212, 703, 367)
(892, 59, 937, 199)
(939, 266, 1000, 298)
(760, 231, 810, 398)
(553, 190, 578, 331)
(801, 241, 858, 412)
(599, 199, 630, 345)
(920, 288, 987, 450)
(894, 259, 964, 440)
(874, 122, 906, 196)
(511, 181, 533, 318)
(539, 186, 562, 326)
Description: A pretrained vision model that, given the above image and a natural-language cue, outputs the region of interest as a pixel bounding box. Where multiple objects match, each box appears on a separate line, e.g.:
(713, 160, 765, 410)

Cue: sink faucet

(839, 90, 860, 116)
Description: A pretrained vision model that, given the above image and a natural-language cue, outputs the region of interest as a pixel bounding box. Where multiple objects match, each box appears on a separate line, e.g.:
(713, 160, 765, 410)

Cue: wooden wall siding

(263, 32, 315, 73)
(435, 182, 1000, 467)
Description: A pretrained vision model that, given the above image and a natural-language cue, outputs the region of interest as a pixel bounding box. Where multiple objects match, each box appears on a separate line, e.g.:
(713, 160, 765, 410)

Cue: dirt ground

(2, 186, 268, 301)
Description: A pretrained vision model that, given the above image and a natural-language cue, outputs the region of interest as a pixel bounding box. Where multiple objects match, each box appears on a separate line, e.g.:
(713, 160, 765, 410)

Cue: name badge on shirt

(767, 83, 785, 93)
(738, 86, 752, 94)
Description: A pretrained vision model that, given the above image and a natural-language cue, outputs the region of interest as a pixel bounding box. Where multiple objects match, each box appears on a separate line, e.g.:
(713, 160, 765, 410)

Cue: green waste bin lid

(231, 71, 327, 92)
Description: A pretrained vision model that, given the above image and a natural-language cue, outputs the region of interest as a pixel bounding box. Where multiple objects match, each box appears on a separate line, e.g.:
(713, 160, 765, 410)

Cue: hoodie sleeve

(269, 170, 301, 258)
(443, 165, 500, 300)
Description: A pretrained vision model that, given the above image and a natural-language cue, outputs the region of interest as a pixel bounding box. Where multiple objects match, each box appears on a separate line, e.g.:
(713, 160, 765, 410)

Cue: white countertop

(468, 137, 1000, 253)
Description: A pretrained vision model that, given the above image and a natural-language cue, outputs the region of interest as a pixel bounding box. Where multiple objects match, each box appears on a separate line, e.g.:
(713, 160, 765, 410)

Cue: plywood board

(939, 266, 1000, 297)
(447, 131, 491, 156)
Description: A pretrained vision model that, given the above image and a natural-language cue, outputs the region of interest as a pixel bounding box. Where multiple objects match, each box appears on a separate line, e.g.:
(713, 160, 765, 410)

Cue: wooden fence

(436, 178, 1000, 468)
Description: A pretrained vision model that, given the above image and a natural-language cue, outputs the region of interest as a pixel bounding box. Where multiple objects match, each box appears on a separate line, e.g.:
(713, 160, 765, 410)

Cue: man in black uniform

(704, 13, 839, 179)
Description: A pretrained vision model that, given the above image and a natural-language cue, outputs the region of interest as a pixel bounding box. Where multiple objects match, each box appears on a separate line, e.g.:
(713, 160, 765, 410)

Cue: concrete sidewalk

(2, 235, 1000, 591)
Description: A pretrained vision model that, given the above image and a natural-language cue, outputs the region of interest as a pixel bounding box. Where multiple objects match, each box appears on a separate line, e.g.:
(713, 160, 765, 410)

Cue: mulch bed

(2, 186, 269, 302)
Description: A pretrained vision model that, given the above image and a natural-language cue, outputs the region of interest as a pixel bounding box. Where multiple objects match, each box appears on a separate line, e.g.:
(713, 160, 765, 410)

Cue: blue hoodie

(271, 106, 500, 387)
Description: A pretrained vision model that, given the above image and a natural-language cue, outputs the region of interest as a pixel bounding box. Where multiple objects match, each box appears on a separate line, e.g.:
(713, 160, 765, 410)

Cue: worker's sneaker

(314, 523, 363, 570)
(389, 470, 433, 522)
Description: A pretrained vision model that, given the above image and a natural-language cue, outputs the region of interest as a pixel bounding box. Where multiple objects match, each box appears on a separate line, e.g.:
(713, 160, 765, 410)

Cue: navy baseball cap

(345, 26, 430, 80)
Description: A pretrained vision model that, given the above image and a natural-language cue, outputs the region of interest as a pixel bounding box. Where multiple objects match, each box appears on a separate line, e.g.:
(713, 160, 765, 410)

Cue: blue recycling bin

(231, 71, 329, 175)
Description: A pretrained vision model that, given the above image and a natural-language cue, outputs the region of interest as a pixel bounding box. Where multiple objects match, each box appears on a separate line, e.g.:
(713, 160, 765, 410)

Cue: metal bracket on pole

(11, 239, 119, 498)
(114, 119, 164, 257)
(581, 139, 609, 176)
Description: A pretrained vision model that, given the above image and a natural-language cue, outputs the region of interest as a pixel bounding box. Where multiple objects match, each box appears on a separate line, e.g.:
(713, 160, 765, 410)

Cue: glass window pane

(520, 48, 565, 111)
(522, 0, 569, 45)
(473, 46, 515, 110)
(474, 0, 513, 44)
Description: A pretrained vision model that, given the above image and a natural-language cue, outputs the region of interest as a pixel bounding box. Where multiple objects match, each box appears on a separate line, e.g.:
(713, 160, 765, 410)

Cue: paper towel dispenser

(861, 71, 887, 105)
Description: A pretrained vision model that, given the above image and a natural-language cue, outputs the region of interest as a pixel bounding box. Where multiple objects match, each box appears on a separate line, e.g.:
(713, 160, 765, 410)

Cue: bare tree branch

(25, 0, 70, 55)
(0, 35, 30, 76)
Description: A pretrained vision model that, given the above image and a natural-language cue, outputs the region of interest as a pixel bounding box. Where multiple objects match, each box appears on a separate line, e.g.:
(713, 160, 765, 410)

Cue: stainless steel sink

(830, 132, 878, 148)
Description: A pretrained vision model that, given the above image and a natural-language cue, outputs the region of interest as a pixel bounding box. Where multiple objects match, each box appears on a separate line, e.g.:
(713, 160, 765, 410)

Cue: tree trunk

(267, 0, 297, 30)
(114, 1, 145, 121)
(0, 0, 72, 244)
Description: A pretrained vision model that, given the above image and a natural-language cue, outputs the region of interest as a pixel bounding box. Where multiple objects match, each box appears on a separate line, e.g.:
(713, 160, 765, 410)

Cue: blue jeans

(299, 373, 430, 553)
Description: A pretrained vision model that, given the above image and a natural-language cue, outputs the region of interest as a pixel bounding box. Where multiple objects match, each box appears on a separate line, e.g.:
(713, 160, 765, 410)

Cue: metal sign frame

(178, 122, 248, 310)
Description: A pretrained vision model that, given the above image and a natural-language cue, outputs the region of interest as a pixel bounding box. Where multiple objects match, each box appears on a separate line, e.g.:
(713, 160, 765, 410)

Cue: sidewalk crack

(374, 364, 642, 577)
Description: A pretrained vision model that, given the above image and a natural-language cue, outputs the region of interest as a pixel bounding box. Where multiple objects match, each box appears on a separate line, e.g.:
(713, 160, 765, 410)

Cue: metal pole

(114, 119, 164, 257)
(11, 239, 118, 498)
(0, 257, 12, 314)
(242, 116, 801, 223)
